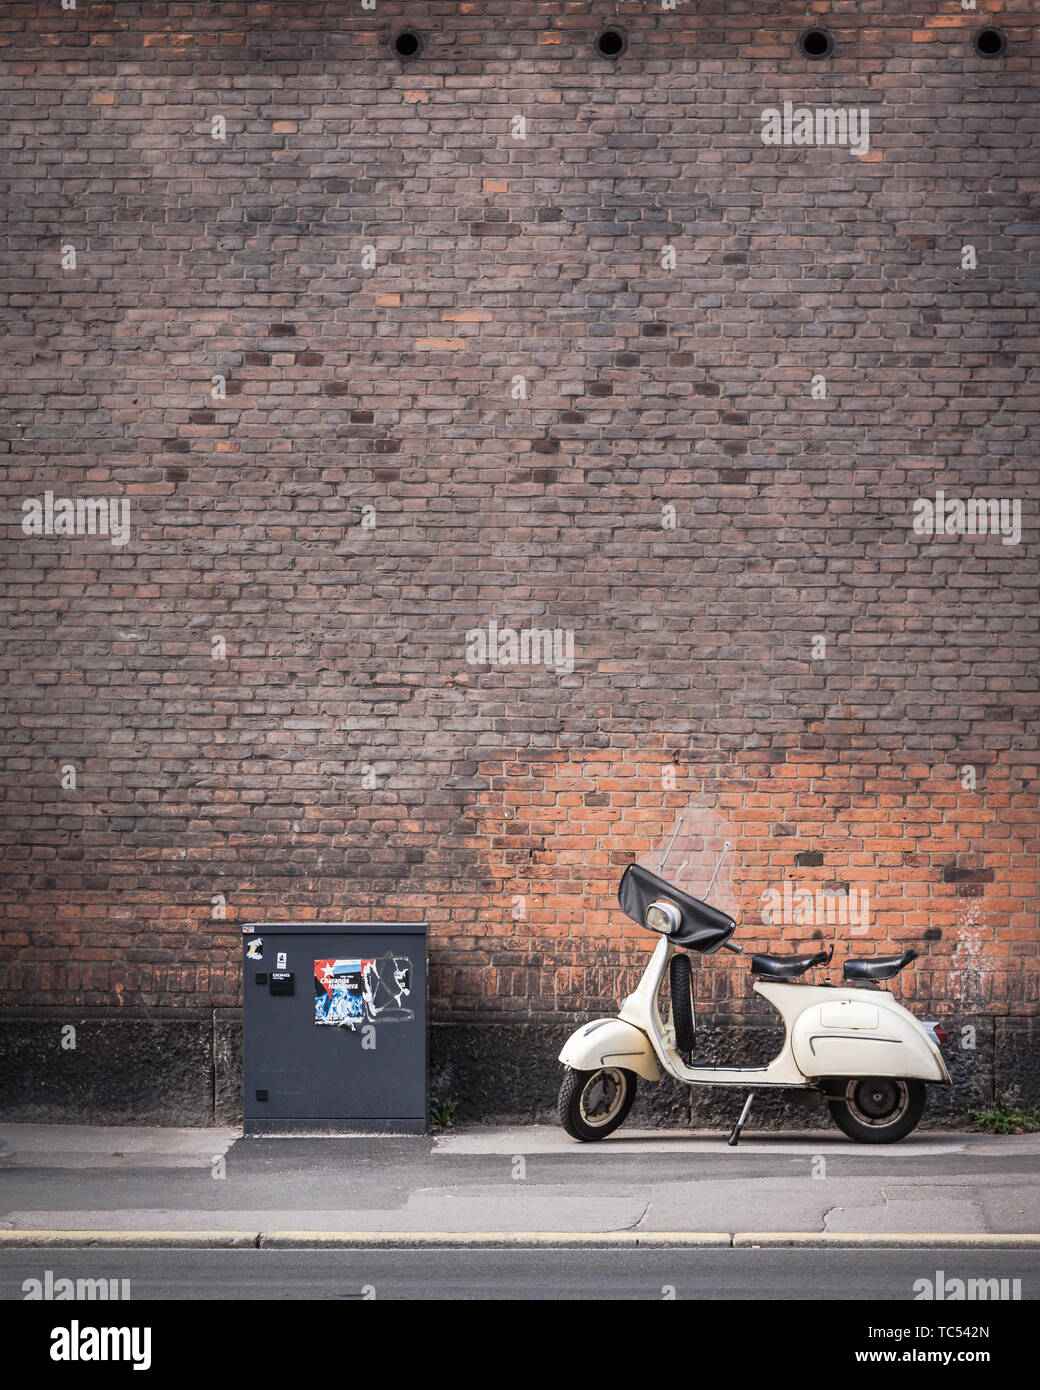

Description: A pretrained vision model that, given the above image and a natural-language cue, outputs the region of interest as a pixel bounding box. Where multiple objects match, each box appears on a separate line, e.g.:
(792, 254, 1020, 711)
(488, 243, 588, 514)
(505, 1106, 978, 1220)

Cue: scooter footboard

(559, 1018, 662, 1082)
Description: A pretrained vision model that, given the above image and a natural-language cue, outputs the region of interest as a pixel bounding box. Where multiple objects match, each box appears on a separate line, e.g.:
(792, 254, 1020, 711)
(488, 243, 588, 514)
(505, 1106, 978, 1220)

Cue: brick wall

(2, 1, 1039, 1089)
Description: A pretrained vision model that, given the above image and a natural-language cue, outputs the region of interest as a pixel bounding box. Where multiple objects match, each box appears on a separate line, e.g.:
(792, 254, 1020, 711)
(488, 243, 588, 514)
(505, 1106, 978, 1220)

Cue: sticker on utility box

(314, 955, 414, 1029)
(246, 938, 263, 961)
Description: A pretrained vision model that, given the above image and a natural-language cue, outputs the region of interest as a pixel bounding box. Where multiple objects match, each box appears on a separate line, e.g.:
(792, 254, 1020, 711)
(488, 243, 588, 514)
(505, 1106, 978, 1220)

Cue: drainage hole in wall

(799, 28, 834, 59)
(391, 28, 423, 61)
(973, 28, 1007, 58)
(595, 28, 627, 60)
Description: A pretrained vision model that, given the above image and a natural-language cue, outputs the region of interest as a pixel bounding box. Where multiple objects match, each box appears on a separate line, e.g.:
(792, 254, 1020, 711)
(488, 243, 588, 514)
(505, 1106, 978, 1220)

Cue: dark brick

(942, 867, 996, 884)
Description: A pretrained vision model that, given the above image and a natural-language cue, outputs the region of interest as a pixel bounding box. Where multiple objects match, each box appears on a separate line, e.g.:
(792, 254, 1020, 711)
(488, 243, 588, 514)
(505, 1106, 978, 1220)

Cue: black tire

(558, 1066, 637, 1141)
(827, 1077, 926, 1143)
(669, 951, 695, 1054)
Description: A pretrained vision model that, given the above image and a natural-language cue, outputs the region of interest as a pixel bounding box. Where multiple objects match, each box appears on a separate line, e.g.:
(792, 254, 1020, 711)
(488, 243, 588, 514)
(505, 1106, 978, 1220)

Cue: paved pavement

(1, 1123, 1038, 1245)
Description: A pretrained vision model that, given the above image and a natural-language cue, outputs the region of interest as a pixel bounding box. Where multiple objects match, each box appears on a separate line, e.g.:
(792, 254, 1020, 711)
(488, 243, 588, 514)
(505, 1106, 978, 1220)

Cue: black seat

(843, 949, 917, 982)
(751, 947, 832, 980)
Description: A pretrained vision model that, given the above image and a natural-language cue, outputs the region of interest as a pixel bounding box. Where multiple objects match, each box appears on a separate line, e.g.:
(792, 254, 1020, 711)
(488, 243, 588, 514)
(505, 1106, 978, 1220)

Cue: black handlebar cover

(618, 863, 737, 953)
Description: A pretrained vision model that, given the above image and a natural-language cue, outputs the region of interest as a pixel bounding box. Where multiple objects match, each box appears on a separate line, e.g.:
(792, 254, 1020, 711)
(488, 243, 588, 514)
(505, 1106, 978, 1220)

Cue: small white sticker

(276, 952, 287, 969)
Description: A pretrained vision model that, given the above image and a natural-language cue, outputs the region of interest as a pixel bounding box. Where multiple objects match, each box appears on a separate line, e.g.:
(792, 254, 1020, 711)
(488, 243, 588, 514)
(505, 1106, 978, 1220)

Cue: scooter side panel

(789, 995, 949, 1082)
(559, 1018, 663, 1081)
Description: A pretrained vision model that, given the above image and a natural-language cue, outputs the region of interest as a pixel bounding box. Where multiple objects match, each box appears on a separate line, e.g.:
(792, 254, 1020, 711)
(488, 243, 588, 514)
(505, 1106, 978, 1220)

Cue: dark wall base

(0, 1013, 231, 1127)
(1, 1011, 1035, 1131)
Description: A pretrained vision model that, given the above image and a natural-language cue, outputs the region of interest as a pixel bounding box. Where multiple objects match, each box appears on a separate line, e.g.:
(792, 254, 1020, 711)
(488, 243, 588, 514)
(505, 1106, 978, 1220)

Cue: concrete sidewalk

(2, 1123, 1039, 1248)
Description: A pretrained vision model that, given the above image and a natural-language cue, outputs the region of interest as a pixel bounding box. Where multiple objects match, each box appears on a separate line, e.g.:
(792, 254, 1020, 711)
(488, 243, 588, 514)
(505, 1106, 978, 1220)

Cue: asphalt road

(1, 1247, 1037, 1301)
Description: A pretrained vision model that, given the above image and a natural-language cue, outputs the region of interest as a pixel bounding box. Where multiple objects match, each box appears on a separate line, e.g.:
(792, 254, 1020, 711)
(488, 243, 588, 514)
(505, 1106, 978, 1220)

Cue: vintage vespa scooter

(558, 838, 950, 1145)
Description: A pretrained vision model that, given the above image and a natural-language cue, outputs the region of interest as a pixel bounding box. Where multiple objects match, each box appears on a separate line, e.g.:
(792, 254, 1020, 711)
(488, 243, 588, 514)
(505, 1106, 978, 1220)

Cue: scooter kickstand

(727, 1091, 756, 1147)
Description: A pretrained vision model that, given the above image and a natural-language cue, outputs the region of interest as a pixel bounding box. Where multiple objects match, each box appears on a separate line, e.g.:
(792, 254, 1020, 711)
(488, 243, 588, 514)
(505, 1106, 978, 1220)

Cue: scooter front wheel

(827, 1077, 926, 1143)
(558, 1066, 637, 1141)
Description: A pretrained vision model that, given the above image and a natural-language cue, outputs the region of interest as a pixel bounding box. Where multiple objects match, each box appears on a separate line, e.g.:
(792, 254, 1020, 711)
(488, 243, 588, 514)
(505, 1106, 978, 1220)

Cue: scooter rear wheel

(558, 1066, 637, 1141)
(827, 1077, 926, 1143)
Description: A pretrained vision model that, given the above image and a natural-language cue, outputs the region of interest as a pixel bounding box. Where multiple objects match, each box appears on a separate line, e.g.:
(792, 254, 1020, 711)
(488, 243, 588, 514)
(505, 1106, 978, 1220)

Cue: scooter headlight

(645, 899, 681, 936)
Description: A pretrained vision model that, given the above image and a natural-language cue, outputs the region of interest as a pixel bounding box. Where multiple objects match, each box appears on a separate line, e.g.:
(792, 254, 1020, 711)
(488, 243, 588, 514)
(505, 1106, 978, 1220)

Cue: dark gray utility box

(242, 921, 427, 1135)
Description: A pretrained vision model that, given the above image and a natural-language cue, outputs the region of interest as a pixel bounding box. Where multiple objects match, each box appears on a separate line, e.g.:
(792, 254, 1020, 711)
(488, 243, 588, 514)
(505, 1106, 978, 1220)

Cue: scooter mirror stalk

(703, 839, 731, 902)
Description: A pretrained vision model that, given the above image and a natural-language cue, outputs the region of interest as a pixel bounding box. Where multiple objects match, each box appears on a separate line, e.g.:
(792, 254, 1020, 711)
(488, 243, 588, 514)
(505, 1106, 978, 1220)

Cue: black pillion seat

(843, 949, 917, 983)
(751, 947, 833, 980)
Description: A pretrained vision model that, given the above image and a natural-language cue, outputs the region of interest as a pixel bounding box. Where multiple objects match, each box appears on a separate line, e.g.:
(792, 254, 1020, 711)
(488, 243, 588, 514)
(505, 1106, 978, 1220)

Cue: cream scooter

(558, 843, 950, 1145)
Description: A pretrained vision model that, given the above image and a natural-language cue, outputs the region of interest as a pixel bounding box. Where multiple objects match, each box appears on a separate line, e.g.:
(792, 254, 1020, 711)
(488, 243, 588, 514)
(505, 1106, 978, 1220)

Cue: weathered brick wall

(2, 0, 1039, 1089)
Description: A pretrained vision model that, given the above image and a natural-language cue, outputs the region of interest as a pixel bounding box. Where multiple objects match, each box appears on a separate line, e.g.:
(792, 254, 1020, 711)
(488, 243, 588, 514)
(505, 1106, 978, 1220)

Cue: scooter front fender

(559, 1018, 662, 1082)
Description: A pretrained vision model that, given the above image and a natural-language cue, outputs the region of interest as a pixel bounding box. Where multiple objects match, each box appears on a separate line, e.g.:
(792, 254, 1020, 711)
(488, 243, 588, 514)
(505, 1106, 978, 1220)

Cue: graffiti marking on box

(314, 954, 414, 1030)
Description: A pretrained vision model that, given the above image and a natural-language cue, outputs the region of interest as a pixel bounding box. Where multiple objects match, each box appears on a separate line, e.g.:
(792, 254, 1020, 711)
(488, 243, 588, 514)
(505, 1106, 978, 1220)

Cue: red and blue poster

(314, 958, 369, 1028)
(314, 955, 415, 1028)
